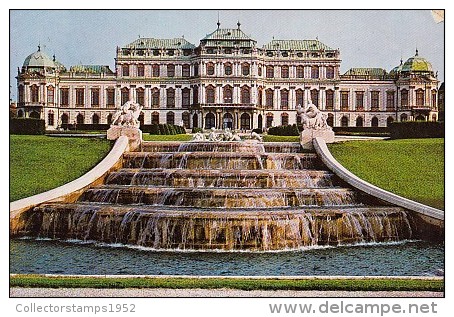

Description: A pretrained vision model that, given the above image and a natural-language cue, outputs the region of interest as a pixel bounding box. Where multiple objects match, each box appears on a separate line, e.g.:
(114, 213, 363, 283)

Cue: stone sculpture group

(296, 98, 331, 131)
(111, 101, 143, 128)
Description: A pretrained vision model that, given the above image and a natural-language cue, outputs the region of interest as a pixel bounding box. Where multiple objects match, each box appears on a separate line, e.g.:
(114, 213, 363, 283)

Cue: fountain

(13, 132, 417, 251)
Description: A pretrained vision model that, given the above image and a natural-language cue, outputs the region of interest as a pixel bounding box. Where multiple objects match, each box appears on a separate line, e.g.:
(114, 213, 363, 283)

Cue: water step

(79, 186, 360, 208)
(105, 168, 336, 188)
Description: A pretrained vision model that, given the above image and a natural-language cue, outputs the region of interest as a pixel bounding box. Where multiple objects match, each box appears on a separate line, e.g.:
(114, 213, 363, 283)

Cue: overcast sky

(9, 9, 444, 100)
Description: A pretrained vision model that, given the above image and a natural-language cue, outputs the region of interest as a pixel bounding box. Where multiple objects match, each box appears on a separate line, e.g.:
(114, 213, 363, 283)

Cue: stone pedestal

(107, 126, 142, 151)
(300, 128, 335, 150)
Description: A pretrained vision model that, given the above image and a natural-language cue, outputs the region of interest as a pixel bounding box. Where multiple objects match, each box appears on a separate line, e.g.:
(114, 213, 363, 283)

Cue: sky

(9, 10, 444, 101)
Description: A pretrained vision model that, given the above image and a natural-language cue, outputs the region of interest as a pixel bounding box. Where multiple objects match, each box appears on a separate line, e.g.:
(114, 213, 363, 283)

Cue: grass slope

(10, 275, 443, 291)
(142, 134, 192, 141)
(328, 138, 444, 210)
(10, 135, 111, 202)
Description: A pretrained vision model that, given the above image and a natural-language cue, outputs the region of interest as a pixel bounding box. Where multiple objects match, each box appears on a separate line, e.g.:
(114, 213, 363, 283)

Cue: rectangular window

(182, 89, 190, 108)
(106, 89, 115, 107)
(281, 91, 289, 109)
(122, 64, 129, 77)
(266, 66, 274, 78)
(60, 88, 69, 106)
(137, 64, 145, 77)
(182, 65, 190, 77)
(355, 92, 364, 110)
(386, 91, 395, 110)
(296, 90, 304, 108)
(75, 88, 85, 106)
(266, 91, 273, 109)
(47, 87, 54, 104)
(341, 92, 349, 111)
(152, 65, 160, 77)
(296, 66, 304, 78)
(91, 89, 100, 107)
(281, 66, 289, 78)
(167, 65, 175, 78)
(401, 90, 408, 107)
(371, 91, 380, 110)
(30, 86, 39, 103)
(152, 90, 160, 108)
(416, 90, 424, 106)
(136, 90, 144, 106)
(167, 89, 175, 107)
(281, 115, 289, 126)
(326, 90, 334, 110)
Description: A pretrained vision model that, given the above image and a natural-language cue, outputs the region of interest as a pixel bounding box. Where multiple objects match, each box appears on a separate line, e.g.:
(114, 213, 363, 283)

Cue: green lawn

(142, 134, 192, 141)
(10, 135, 112, 202)
(10, 275, 443, 291)
(262, 135, 300, 142)
(328, 138, 444, 210)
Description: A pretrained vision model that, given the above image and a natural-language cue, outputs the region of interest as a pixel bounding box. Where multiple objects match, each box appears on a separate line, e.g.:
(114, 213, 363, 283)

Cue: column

(334, 88, 340, 111)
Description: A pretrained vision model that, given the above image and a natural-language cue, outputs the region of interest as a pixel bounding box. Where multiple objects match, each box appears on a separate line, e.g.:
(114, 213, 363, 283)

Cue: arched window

(371, 116, 379, 127)
(151, 88, 160, 108)
(192, 87, 199, 104)
(258, 66, 262, 77)
(266, 113, 274, 128)
(18, 85, 25, 104)
(206, 62, 215, 76)
(205, 113, 215, 129)
(265, 89, 273, 109)
(400, 113, 408, 122)
(223, 86, 233, 103)
(311, 66, 319, 79)
(92, 113, 100, 124)
(182, 88, 190, 108)
(107, 113, 113, 125)
(193, 63, 199, 77)
(223, 113, 234, 129)
(356, 116, 363, 127)
(182, 112, 190, 128)
(386, 116, 394, 126)
(152, 111, 159, 125)
(121, 87, 129, 105)
(400, 89, 408, 107)
(206, 85, 215, 104)
(432, 89, 437, 108)
(192, 114, 198, 128)
(30, 85, 39, 103)
(310, 89, 319, 107)
(138, 112, 144, 127)
(296, 66, 304, 78)
(341, 115, 349, 127)
(17, 109, 24, 118)
(76, 113, 84, 124)
(326, 90, 334, 110)
(266, 66, 274, 78)
(281, 65, 289, 78)
(296, 89, 304, 108)
(416, 89, 424, 106)
(29, 111, 40, 119)
(167, 64, 175, 77)
(47, 110, 54, 126)
(327, 113, 334, 127)
(281, 113, 289, 126)
(61, 113, 69, 125)
(240, 113, 251, 130)
(257, 114, 263, 130)
(242, 63, 250, 76)
(224, 63, 233, 76)
(257, 87, 263, 106)
(415, 114, 425, 121)
(281, 89, 289, 110)
(136, 88, 144, 106)
(166, 88, 175, 108)
(166, 111, 175, 125)
(47, 86, 54, 104)
(241, 86, 250, 104)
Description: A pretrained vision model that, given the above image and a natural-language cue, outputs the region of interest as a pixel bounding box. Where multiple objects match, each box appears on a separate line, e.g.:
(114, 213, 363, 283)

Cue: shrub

(388, 121, 444, 139)
(10, 118, 45, 135)
(192, 127, 203, 133)
(251, 128, 263, 134)
(268, 124, 299, 136)
(144, 124, 186, 135)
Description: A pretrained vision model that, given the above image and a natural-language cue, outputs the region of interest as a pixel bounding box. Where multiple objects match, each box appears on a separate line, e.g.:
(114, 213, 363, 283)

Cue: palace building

(16, 22, 440, 131)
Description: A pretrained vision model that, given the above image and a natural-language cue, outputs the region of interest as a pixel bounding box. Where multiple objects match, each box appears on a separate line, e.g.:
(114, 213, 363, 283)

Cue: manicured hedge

(10, 118, 45, 135)
(388, 121, 444, 139)
(268, 124, 300, 136)
(141, 124, 186, 135)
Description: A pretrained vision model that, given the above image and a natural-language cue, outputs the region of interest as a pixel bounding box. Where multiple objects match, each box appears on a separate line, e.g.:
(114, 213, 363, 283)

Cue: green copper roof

(201, 27, 256, 47)
(69, 65, 114, 74)
(262, 40, 333, 51)
(125, 38, 196, 49)
(401, 51, 433, 72)
(343, 68, 387, 77)
(23, 47, 55, 68)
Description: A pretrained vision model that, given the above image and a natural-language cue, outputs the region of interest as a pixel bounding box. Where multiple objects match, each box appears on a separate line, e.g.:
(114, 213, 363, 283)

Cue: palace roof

(343, 68, 388, 78)
(262, 39, 333, 51)
(124, 38, 196, 50)
(201, 26, 256, 47)
(69, 65, 114, 74)
(401, 50, 433, 73)
(23, 47, 55, 68)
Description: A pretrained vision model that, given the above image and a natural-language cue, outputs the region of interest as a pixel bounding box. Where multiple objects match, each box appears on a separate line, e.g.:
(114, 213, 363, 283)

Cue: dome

(389, 60, 403, 75)
(22, 46, 56, 69)
(401, 50, 433, 73)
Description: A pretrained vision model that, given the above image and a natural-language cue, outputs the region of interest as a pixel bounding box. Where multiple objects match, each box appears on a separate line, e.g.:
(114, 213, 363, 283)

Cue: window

(182, 64, 190, 77)
(193, 64, 199, 77)
(296, 89, 304, 108)
(400, 113, 408, 122)
(356, 116, 363, 127)
(182, 88, 190, 108)
(432, 90, 437, 108)
(324, 90, 333, 110)
(281, 113, 289, 126)
(60, 88, 69, 106)
(311, 66, 319, 79)
(310, 89, 319, 107)
(371, 116, 379, 127)
(76, 113, 84, 124)
(416, 89, 424, 106)
(223, 86, 233, 103)
(136, 88, 144, 106)
(207, 63, 215, 76)
(75, 88, 85, 106)
(371, 91, 380, 110)
(326, 66, 335, 79)
(401, 89, 408, 108)
(18, 85, 25, 104)
(296, 66, 304, 78)
(241, 86, 250, 104)
(48, 111, 54, 126)
(224, 63, 232, 76)
(107, 113, 113, 125)
(205, 113, 215, 129)
(257, 88, 263, 105)
(167, 64, 175, 77)
(281, 90, 289, 109)
(151, 89, 160, 108)
(107, 88, 115, 107)
(242, 63, 250, 76)
(258, 66, 262, 77)
(166, 112, 175, 125)
(240, 113, 251, 130)
(206, 86, 215, 103)
(266, 113, 274, 128)
(91, 88, 100, 107)
(47, 86, 54, 104)
(341, 91, 349, 111)
(122, 64, 129, 77)
(152, 112, 159, 125)
(281, 65, 289, 78)
(355, 92, 364, 110)
(152, 64, 160, 77)
(387, 117, 394, 126)
(166, 88, 175, 108)
(137, 64, 145, 77)
(341, 116, 348, 127)
(61, 113, 69, 125)
(265, 89, 274, 109)
(192, 87, 198, 104)
(386, 91, 395, 110)
(182, 112, 190, 128)
(327, 113, 334, 127)
(266, 66, 274, 78)
(30, 85, 39, 103)
(92, 113, 100, 124)
(121, 88, 129, 105)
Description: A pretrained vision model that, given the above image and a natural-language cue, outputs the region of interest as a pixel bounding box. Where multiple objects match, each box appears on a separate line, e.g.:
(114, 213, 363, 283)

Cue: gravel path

(10, 288, 444, 298)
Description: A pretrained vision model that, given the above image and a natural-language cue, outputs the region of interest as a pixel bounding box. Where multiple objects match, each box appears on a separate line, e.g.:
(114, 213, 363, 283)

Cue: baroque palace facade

(16, 23, 440, 131)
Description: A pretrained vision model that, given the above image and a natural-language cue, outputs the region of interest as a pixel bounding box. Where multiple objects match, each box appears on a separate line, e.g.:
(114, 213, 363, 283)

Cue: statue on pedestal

(296, 99, 331, 131)
(111, 101, 143, 128)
